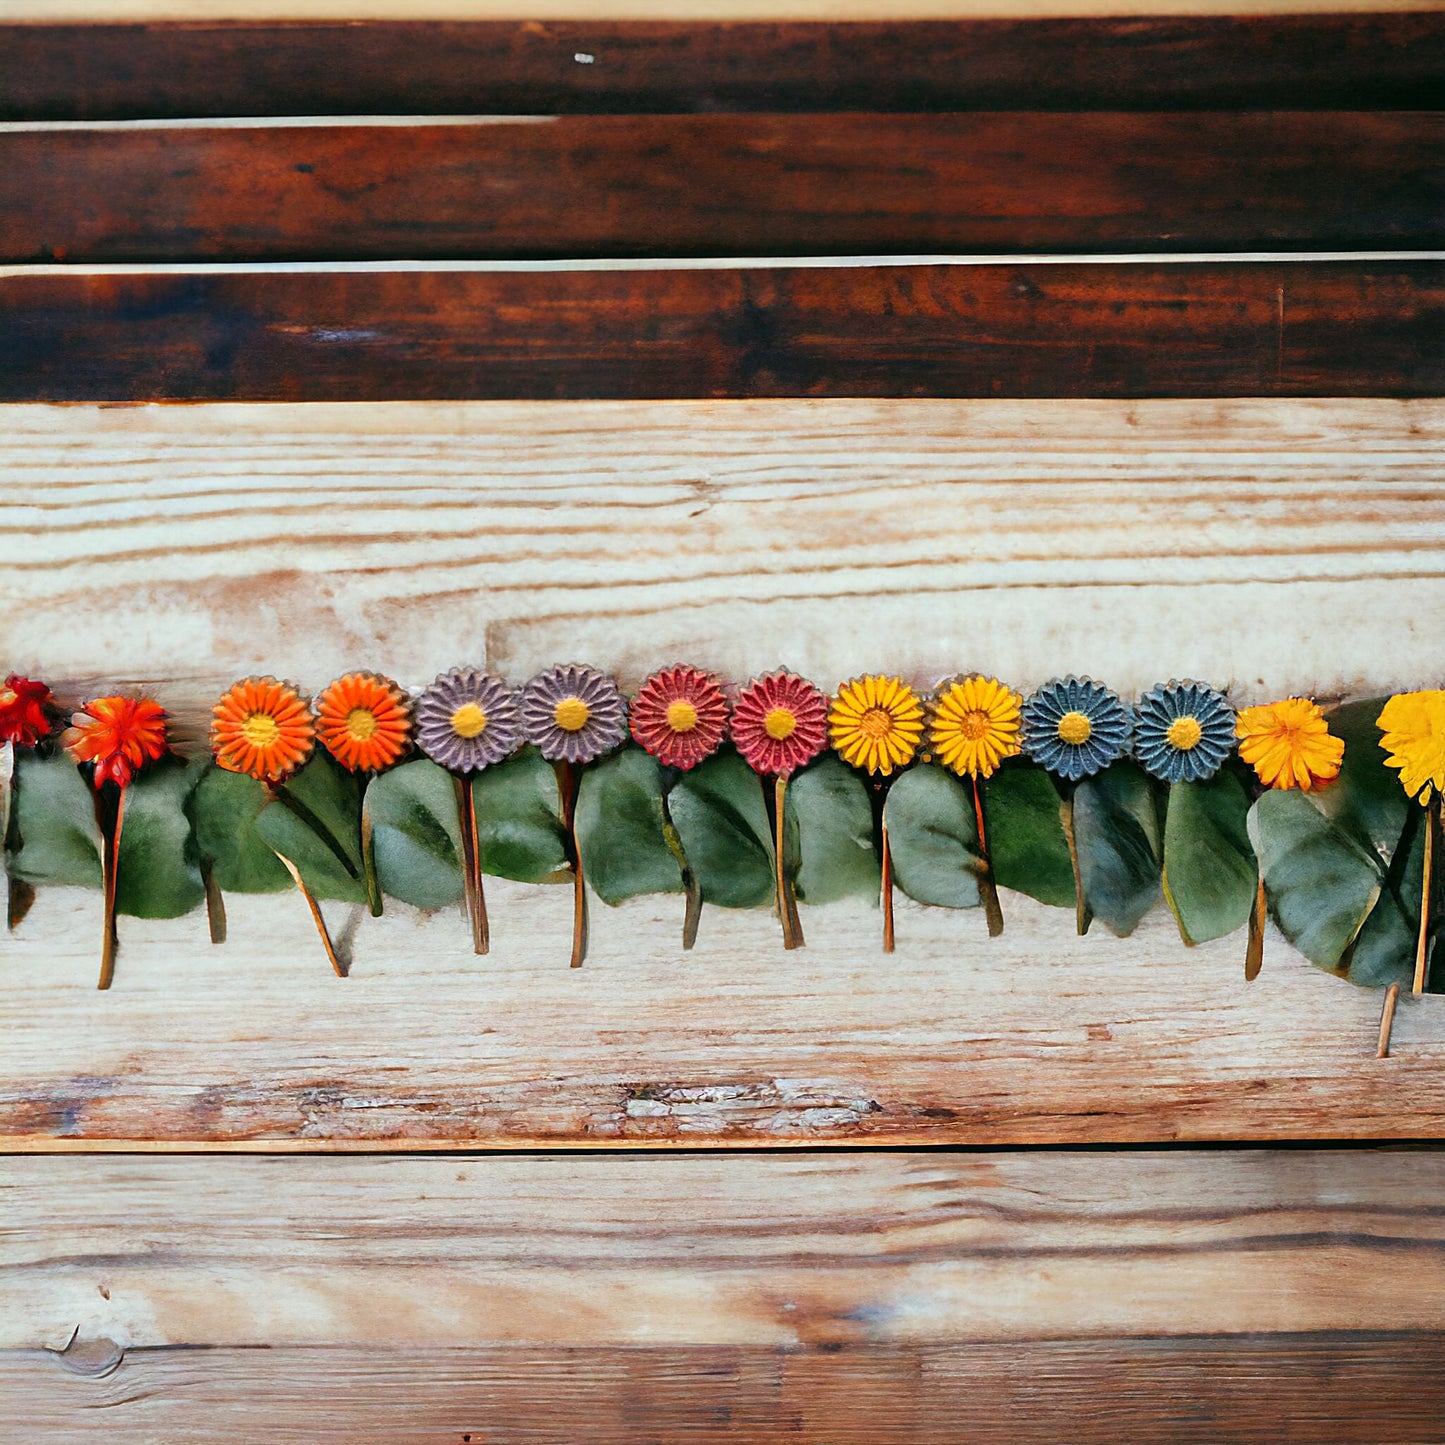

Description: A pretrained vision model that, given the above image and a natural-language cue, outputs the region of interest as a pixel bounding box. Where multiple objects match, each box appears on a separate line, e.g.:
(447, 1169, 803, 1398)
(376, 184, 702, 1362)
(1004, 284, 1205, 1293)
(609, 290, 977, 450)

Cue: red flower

(630, 665, 730, 771)
(0, 675, 53, 748)
(731, 671, 828, 778)
(62, 696, 169, 788)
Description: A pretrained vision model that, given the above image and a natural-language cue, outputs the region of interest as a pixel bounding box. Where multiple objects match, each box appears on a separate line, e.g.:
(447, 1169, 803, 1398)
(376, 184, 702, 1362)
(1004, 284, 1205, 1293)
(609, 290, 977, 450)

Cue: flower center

(666, 699, 699, 733)
(859, 707, 894, 741)
(957, 709, 991, 742)
(0, 689, 14, 708)
(764, 707, 797, 742)
(241, 711, 281, 749)
(345, 707, 379, 742)
(1166, 715, 1203, 751)
(450, 702, 488, 739)
(554, 696, 591, 732)
(1057, 710, 1093, 746)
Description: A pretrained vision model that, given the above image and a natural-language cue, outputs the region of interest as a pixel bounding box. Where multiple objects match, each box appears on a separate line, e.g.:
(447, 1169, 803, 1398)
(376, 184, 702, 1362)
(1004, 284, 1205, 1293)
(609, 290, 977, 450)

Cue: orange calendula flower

(1235, 697, 1343, 792)
(211, 676, 316, 783)
(314, 671, 412, 772)
(829, 674, 925, 777)
(1376, 690, 1445, 805)
(928, 675, 1023, 780)
(62, 695, 169, 789)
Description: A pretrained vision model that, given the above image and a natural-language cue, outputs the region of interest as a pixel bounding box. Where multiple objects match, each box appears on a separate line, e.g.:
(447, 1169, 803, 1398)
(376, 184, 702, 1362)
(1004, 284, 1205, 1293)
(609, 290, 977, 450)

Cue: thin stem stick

(1414, 794, 1437, 996)
(454, 774, 489, 955)
(773, 774, 803, 950)
(97, 785, 125, 991)
(880, 817, 895, 954)
(555, 760, 587, 969)
(681, 867, 703, 951)
(360, 772, 383, 918)
(1245, 873, 1267, 982)
(202, 861, 227, 946)
(1377, 982, 1400, 1059)
(275, 850, 346, 977)
(1060, 790, 1091, 937)
(971, 774, 1004, 938)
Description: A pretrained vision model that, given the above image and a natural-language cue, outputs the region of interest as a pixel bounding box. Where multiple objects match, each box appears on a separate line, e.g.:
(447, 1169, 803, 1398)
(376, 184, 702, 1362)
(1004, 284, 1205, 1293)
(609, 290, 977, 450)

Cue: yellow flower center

(764, 707, 797, 742)
(0, 689, 14, 708)
(450, 702, 488, 739)
(957, 708, 991, 742)
(241, 711, 281, 749)
(858, 706, 895, 741)
(666, 699, 699, 733)
(554, 696, 591, 732)
(1057, 711, 1093, 746)
(345, 707, 378, 742)
(1166, 715, 1203, 751)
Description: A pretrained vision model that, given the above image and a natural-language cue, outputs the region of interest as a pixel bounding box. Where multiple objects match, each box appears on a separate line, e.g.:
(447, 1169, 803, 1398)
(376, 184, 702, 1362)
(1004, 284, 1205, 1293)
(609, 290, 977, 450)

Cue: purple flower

(521, 664, 627, 764)
(415, 666, 521, 773)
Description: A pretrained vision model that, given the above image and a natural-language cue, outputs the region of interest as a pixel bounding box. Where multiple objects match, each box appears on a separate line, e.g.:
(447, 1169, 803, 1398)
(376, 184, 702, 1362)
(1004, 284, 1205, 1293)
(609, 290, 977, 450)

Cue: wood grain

(5, 15, 1442, 120)
(3, 259, 1441, 401)
(1, 1151, 1442, 1438)
(6, 113, 1439, 264)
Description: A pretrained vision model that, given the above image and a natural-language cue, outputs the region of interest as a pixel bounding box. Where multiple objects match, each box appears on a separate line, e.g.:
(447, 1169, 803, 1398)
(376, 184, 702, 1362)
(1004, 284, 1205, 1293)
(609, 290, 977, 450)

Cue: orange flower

(314, 671, 412, 772)
(1236, 697, 1343, 792)
(211, 676, 316, 783)
(62, 695, 168, 788)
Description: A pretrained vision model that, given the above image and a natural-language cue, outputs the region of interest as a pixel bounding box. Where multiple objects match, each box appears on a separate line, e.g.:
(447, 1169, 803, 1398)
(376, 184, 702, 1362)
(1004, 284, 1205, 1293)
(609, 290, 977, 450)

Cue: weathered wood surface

(7, 113, 1439, 263)
(6, 14, 1442, 119)
(3, 259, 1442, 401)
(2, 1151, 1443, 1439)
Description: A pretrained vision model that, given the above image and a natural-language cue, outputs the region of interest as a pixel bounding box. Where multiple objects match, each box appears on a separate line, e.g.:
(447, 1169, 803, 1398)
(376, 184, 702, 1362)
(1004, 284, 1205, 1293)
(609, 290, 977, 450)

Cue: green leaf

(190, 766, 293, 894)
(1072, 761, 1163, 936)
(8, 750, 102, 889)
(790, 755, 879, 905)
(367, 758, 465, 910)
(668, 747, 775, 909)
(883, 763, 981, 910)
(115, 754, 207, 919)
(981, 760, 1075, 909)
(255, 750, 367, 904)
(1248, 789, 1382, 970)
(1311, 697, 1403, 863)
(471, 745, 571, 884)
(1162, 769, 1257, 944)
(575, 745, 684, 905)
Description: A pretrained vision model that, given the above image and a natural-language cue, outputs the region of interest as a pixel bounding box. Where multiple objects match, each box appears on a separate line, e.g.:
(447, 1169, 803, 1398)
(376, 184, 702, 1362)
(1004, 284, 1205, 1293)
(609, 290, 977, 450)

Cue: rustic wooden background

(2, 2, 1443, 1438)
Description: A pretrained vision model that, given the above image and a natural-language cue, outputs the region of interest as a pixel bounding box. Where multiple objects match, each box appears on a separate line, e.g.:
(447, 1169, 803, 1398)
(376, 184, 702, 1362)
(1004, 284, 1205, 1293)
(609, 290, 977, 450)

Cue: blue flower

(1021, 676, 1132, 782)
(1134, 680, 1235, 784)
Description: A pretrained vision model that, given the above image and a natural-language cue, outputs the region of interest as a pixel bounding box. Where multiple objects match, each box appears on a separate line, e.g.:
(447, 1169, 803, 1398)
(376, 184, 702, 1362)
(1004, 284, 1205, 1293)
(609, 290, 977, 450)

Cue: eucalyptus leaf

(791, 755, 879, 905)
(1161, 769, 1256, 944)
(367, 758, 465, 910)
(255, 750, 367, 904)
(1072, 761, 1163, 936)
(668, 747, 775, 909)
(1311, 697, 1403, 863)
(1248, 788, 1382, 970)
(8, 750, 102, 889)
(115, 754, 207, 919)
(575, 745, 683, 905)
(471, 745, 571, 884)
(190, 765, 293, 894)
(883, 764, 981, 910)
(981, 760, 1075, 909)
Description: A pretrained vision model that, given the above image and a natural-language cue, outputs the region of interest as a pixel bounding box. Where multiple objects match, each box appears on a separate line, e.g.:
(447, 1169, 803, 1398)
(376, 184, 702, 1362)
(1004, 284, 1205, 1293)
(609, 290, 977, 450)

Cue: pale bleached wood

(1, 885, 1443, 1146)
(3, 399, 1444, 733)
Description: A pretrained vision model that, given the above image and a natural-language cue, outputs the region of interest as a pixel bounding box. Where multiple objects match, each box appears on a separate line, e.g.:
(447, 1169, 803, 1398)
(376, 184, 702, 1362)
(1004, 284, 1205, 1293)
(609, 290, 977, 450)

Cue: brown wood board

(5, 112, 1440, 264)
(3, 259, 1441, 401)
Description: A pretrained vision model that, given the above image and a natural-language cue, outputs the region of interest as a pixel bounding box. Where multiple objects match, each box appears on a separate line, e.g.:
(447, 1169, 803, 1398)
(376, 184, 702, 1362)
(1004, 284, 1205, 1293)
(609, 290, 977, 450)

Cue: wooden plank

(5, 113, 1439, 264)
(2, 259, 1440, 401)
(4, 15, 1442, 120)
(1, 1152, 1442, 1438)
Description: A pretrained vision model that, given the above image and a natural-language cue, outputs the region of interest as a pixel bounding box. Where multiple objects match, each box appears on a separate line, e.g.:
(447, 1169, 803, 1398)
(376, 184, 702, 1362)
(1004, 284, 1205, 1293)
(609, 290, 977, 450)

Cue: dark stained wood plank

(2, 15, 1443, 120)
(5, 112, 1440, 264)
(1, 260, 1440, 401)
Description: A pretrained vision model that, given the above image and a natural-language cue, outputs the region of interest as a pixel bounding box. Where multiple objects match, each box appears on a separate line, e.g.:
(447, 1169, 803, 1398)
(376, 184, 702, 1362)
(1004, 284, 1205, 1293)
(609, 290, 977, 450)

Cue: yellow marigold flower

(828, 674, 924, 777)
(1377, 689, 1445, 805)
(929, 675, 1023, 779)
(1236, 697, 1343, 792)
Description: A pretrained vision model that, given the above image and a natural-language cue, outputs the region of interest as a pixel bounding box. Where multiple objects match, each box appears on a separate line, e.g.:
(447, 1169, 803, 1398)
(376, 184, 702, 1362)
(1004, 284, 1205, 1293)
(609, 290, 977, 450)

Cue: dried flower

(211, 676, 315, 783)
(732, 670, 828, 778)
(0, 674, 53, 748)
(928, 675, 1022, 780)
(1134, 680, 1236, 784)
(315, 672, 412, 773)
(62, 695, 168, 788)
(630, 665, 729, 771)
(1236, 697, 1343, 792)
(828, 674, 924, 777)
(1377, 690, 1445, 805)
(521, 664, 627, 765)
(416, 667, 521, 773)
(1021, 676, 1132, 782)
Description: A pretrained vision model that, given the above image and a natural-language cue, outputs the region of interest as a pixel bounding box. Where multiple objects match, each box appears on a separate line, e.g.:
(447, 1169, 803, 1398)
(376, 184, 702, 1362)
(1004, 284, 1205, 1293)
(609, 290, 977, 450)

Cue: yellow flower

(828, 674, 924, 776)
(1236, 697, 1343, 792)
(929, 675, 1023, 779)
(1377, 690, 1445, 805)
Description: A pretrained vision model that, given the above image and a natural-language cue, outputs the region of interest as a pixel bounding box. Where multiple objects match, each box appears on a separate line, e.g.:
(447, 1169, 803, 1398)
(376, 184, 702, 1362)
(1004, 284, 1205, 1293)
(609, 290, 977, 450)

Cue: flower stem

(970, 774, 1004, 938)
(1245, 872, 1267, 982)
(274, 849, 346, 977)
(772, 774, 804, 950)
(554, 760, 587, 968)
(97, 783, 125, 991)
(359, 771, 383, 918)
(1413, 793, 1438, 996)
(1059, 789, 1092, 936)
(202, 860, 227, 946)
(880, 816, 895, 954)
(453, 774, 489, 956)
(1377, 982, 1400, 1058)
(660, 788, 701, 951)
